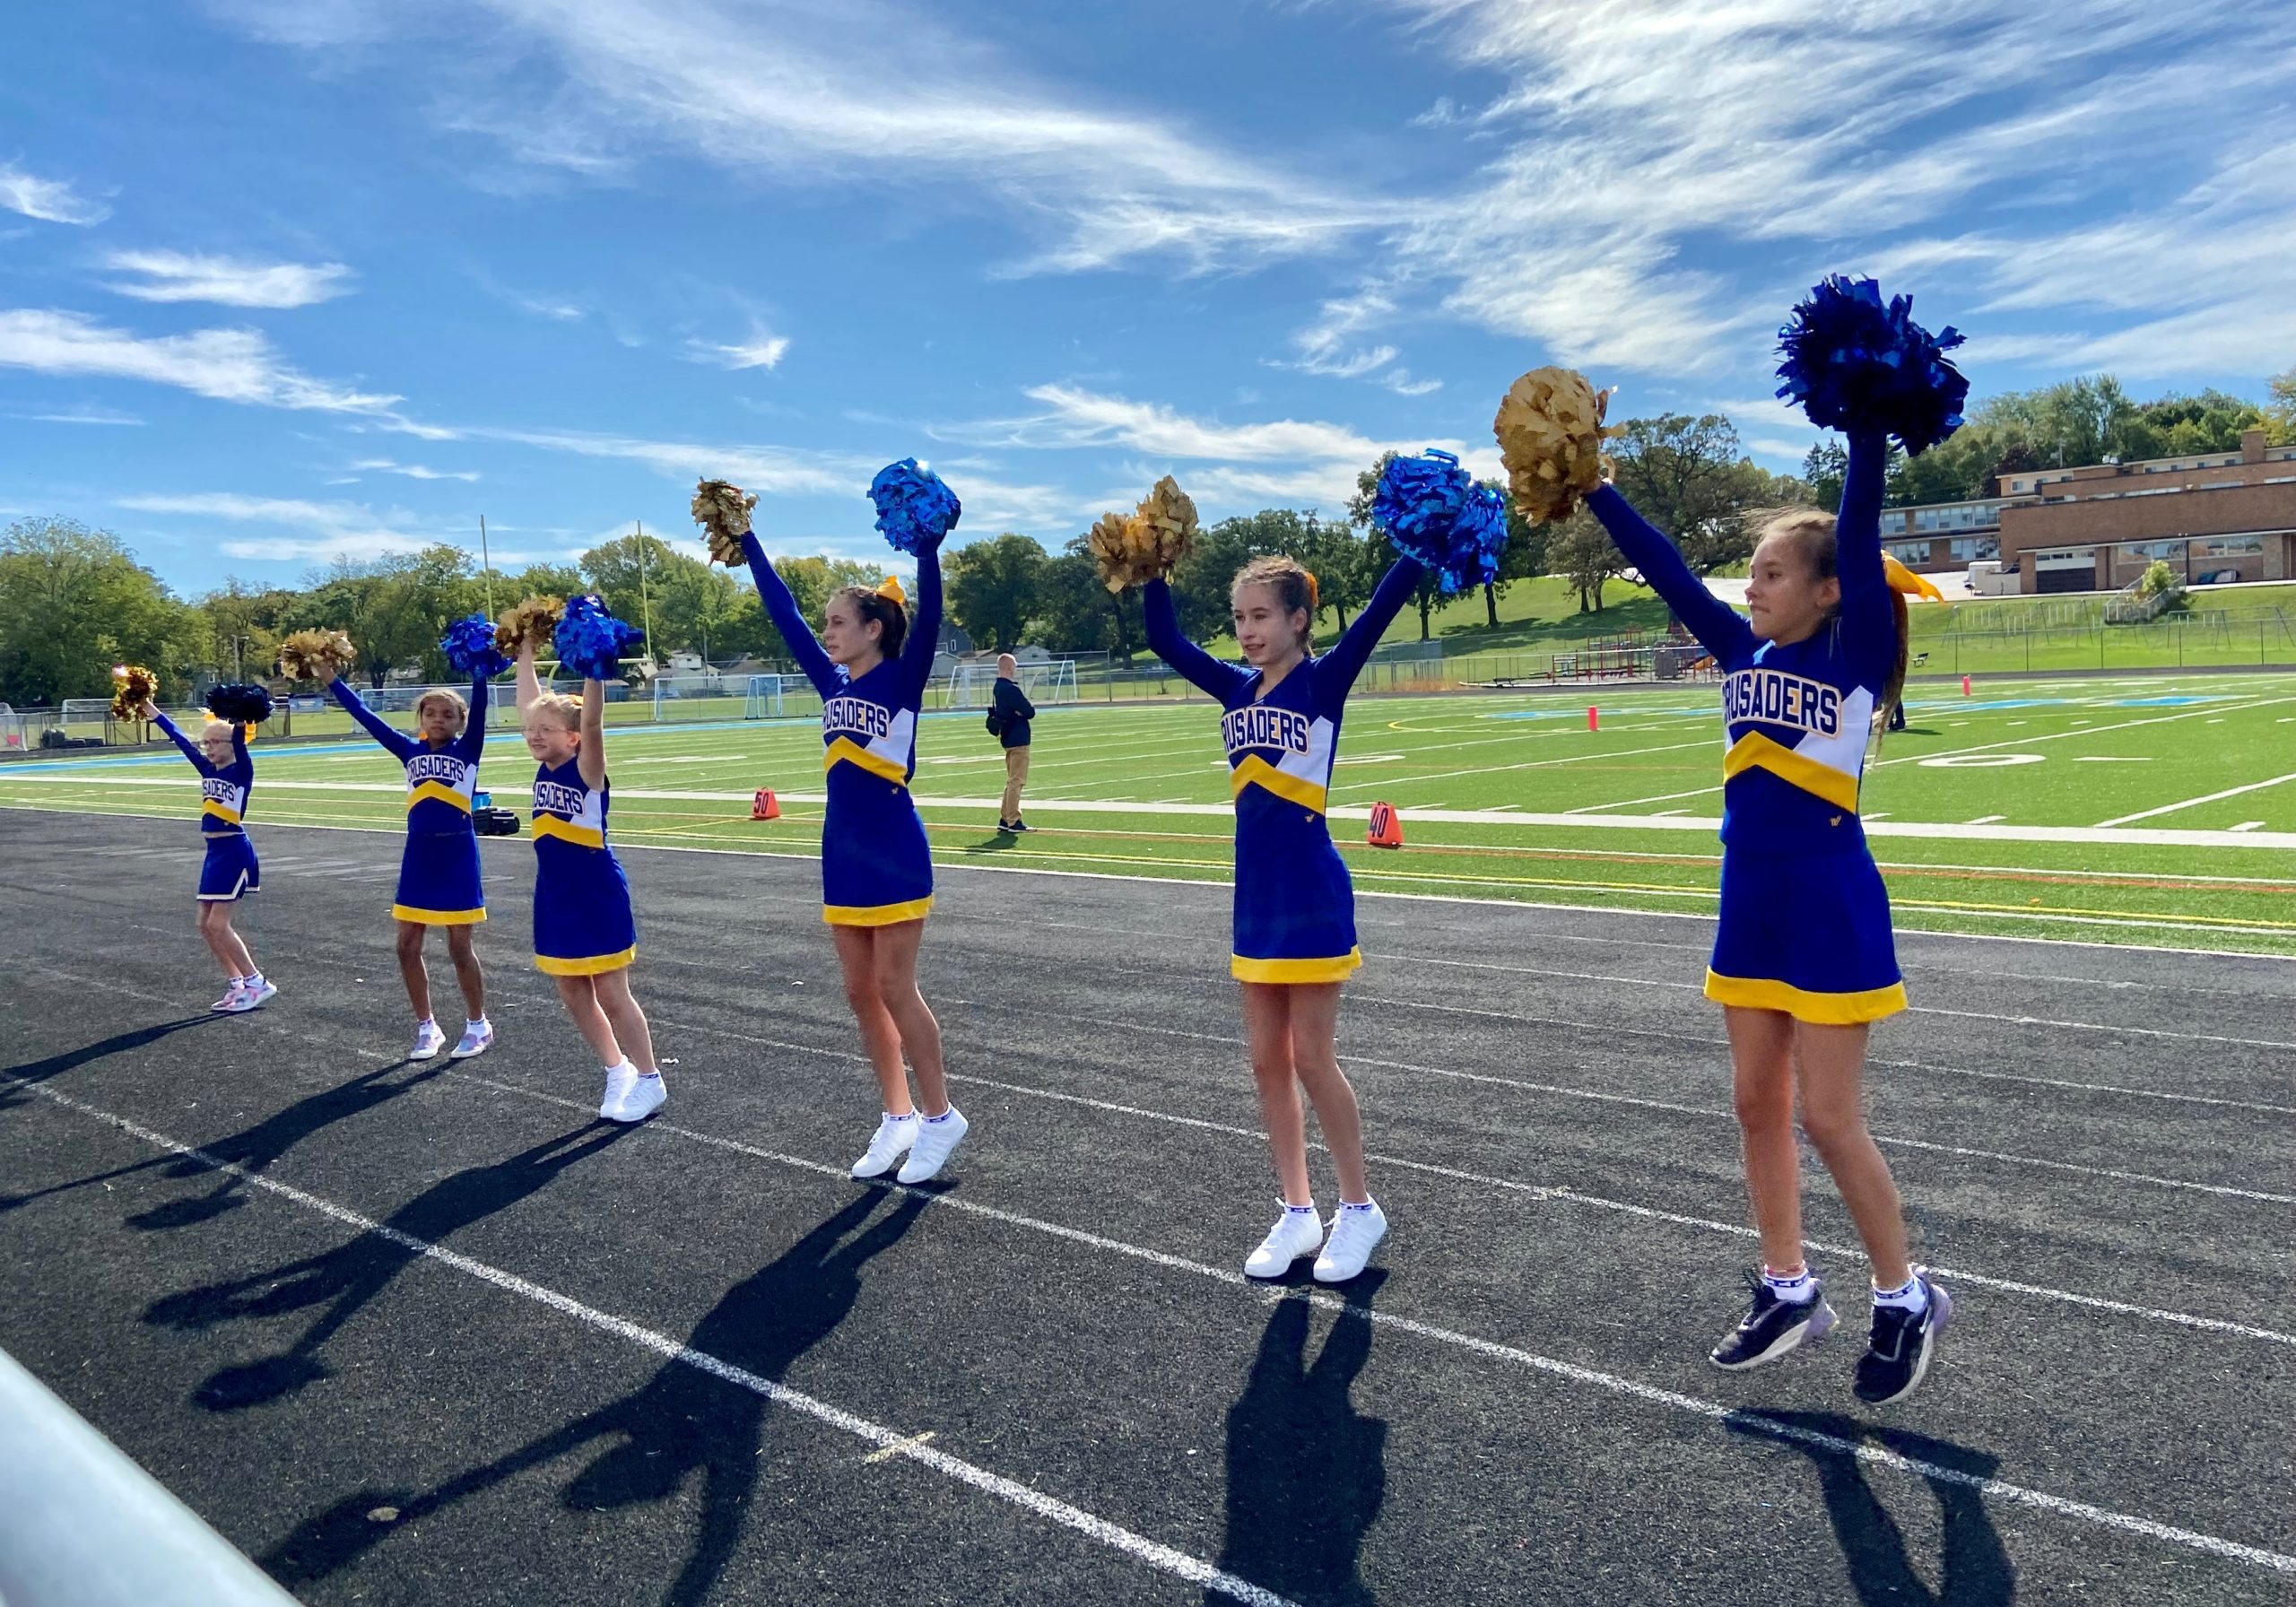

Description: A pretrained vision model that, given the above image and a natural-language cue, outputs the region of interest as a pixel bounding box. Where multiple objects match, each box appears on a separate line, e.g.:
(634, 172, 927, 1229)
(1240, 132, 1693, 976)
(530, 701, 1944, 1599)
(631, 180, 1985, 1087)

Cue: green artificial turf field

(7, 669, 2293, 956)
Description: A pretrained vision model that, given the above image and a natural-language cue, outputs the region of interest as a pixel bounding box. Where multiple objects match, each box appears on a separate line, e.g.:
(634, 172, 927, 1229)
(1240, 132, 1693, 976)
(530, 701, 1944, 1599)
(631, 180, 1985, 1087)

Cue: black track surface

(2, 810, 2291, 1606)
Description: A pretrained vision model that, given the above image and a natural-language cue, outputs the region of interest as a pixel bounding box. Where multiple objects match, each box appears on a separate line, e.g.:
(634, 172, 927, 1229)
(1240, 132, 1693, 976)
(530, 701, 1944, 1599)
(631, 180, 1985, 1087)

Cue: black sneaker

(1710, 1269, 1837, 1370)
(1009, 817, 1031, 832)
(1853, 1274, 1953, 1405)
(996, 819, 1016, 834)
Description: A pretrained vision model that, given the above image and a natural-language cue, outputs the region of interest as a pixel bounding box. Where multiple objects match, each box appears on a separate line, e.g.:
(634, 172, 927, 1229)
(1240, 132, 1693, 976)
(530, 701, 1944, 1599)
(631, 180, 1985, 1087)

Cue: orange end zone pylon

(1367, 801, 1403, 849)
(752, 788, 781, 821)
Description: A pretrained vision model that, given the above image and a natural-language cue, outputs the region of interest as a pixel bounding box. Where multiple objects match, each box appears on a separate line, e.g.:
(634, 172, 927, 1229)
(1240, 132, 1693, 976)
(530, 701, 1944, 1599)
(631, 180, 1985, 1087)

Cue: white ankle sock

(1763, 1266, 1820, 1306)
(1872, 1273, 1929, 1314)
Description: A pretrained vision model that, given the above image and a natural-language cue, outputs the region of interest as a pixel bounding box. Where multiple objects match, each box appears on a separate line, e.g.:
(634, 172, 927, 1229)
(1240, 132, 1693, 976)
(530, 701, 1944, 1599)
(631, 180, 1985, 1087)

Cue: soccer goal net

(744, 673, 804, 719)
(943, 657, 1077, 708)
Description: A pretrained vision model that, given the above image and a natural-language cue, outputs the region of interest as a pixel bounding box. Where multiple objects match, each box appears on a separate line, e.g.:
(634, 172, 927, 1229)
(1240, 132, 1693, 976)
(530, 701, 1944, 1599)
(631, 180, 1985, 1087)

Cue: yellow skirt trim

(822, 896, 934, 928)
(1705, 969, 1907, 1024)
(1232, 948, 1363, 985)
(393, 904, 487, 926)
(535, 946, 637, 977)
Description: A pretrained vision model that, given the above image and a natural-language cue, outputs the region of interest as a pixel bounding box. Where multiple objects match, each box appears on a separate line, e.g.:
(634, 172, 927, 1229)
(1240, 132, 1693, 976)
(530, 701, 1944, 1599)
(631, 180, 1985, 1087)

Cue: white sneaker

(599, 1062, 637, 1121)
(610, 1070, 665, 1124)
(223, 978, 277, 1013)
(450, 1021, 495, 1059)
(1244, 1206, 1325, 1279)
(896, 1107, 969, 1184)
(1313, 1200, 1388, 1283)
(850, 1113, 918, 1178)
(408, 1020, 448, 1061)
(210, 983, 246, 1012)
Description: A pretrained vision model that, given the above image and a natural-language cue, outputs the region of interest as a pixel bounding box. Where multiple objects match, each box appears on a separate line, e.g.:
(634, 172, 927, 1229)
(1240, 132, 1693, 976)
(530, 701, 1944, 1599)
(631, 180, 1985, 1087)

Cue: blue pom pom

(552, 595, 644, 682)
(1775, 274, 1969, 456)
(204, 682, 274, 725)
(867, 458, 961, 556)
(439, 612, 511, 680)
(1372, 449, 1509, 595)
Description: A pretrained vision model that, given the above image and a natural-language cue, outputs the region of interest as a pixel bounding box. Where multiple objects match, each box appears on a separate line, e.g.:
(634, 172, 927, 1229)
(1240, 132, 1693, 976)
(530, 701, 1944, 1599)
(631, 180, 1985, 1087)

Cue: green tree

(509, 561, 587, 601)
(1609, 413, 1779, 576)
(1548, 509, 1627, 613)
(0, 517, 201, 704)
(1031, 543, 1145, 660)
(944, 533, 1049, 653)
(2269, 369, 2296, 446)
(1801, 442, 1848, 513)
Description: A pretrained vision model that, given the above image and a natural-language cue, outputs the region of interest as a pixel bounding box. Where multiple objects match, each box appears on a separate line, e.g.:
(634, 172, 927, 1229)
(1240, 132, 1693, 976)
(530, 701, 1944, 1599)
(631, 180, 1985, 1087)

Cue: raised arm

(899, 544, 944, 702)
(1312, 554, 1423, 708)
(1587, 485, 1759, 665)
(516, 640, 545, 713)
(149, 708, 215, 776)
(457, 673, 491, 761)
(1833, 428, 1896, 685)
(738, 533, 839, 697)
(1143, 578, 1253, 701)
(328, 675, 419, 761)
(576, 679, 607, 792)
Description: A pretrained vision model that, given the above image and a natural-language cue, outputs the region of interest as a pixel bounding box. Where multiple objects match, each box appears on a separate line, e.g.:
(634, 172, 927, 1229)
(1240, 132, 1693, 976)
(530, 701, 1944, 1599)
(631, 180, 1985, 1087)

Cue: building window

(2194, 536, 2265, 557)
(1889, 542, 1931, 564)
(1949, 537, 1998, 561)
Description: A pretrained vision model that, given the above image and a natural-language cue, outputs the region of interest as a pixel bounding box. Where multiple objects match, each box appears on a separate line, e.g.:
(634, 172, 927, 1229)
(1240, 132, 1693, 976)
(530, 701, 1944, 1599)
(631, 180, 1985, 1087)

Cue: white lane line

(1909, 1005, 2296, 1053)
(1966, 814, 2007, 825)
(14, 805, 2294, 972)
(0, 1073, 1302, 1607)
(21, 1070, 2292, 1580)
(2096, 770, 2296, 828)
(2074, 756, 2153, 762)
(2229, 821, 2266, 831)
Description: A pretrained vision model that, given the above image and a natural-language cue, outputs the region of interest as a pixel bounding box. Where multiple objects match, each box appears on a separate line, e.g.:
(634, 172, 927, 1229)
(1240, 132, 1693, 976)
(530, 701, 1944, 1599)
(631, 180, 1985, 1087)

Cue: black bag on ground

(474, 806, 522, 836)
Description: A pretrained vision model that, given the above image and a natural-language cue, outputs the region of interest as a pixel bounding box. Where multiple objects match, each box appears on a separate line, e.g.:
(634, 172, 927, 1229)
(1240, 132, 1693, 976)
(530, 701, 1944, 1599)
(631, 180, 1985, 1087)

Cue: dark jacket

(990, 678, 1035, 748)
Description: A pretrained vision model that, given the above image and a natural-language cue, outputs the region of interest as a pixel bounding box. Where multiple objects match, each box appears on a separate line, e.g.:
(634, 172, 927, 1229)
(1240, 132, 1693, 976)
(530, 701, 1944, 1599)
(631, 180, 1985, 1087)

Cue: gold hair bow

(875, 575, 908, 606)
(1882, 553, 1946, 603)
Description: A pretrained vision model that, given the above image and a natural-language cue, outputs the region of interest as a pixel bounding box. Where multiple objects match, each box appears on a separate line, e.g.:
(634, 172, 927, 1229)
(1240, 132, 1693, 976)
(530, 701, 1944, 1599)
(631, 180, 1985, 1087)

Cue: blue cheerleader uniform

(1587, 427, 1906, 1024)
(153, 711, 259, 901)
(743, 534, 942, 926)
(330, 675, 490, 925)
(530, 757, 637, 976)
(1143, 558, 1425, 983)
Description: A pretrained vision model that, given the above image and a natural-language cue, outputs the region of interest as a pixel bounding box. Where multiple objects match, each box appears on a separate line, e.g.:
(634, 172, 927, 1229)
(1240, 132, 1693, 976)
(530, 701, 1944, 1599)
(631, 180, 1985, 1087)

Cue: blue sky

(4, 0, 2292, 595)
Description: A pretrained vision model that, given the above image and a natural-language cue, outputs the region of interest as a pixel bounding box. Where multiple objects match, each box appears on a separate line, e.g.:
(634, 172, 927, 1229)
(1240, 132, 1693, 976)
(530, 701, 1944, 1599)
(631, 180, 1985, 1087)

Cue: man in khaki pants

(990, 654, 1035, 833)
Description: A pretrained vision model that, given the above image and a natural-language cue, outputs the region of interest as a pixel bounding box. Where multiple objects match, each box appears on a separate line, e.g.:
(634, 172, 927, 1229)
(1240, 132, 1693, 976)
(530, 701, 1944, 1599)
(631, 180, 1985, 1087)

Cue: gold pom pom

(494, 595, 564, 656)
(277, 629, 357, 682)
(109, 664, 159, 722)
(1493, 367, 1622, 526)
(1089, 475, 1199, 592)
(691, 478, 758, 567)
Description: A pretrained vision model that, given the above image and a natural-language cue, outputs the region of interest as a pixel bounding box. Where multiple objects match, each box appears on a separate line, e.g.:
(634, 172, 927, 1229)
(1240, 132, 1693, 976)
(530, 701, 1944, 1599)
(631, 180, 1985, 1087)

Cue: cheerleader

(1142, 551, 1425, 1283)
(1579, 278, 1963, 1403)
(513, 631, 663, 1124)
(735, 527, 968, 1186)
(143, 695, 275, 1013)
(329, 671, 494, 1061)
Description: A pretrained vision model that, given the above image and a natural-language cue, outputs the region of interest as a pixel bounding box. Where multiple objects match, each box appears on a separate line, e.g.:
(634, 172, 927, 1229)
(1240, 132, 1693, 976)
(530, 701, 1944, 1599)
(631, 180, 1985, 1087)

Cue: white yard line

(2095, 771, 2296, 828)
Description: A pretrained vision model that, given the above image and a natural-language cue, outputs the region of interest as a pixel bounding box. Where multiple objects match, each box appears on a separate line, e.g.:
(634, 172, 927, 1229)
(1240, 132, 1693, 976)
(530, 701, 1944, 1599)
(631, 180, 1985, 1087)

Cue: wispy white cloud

(348, 457, 480, 482)
(0, 308, 396, 411)
(8, 404, 144, 426)
(683, 331, 790, 371)
(101, 250, 355, 308)
(219, 0, 1379, 275)
(116, 491, 569, 564)
(0, 160, 109, 225)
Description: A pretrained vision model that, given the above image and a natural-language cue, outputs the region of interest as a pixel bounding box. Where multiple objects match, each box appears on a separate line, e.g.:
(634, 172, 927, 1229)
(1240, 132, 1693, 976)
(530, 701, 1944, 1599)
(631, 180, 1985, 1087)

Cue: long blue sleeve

(152, 710, 216, 777)
(900, 543, 944, 705)
(1587, 485, 1758, 667)
(1313, 556, 1422, 715)
(1144, 579, 1253, 701)
(457, 673, 491, 762)
(1835, 429, 1896, 687)
(329, 676, 419, 761)
(739, 533, 839, 697)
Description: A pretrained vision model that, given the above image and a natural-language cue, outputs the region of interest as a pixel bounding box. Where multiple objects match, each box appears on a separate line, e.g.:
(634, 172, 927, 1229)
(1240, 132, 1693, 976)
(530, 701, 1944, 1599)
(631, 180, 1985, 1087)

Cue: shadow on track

(1212, 1277, 1388, 1606)
(125, 1062, 443, 1231)
(0, 1015, 222, 1211)
(144, 1122, 630, 1411)
(1726, 1410, 2014, 1606)
(260, 1188, 928, 1606)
